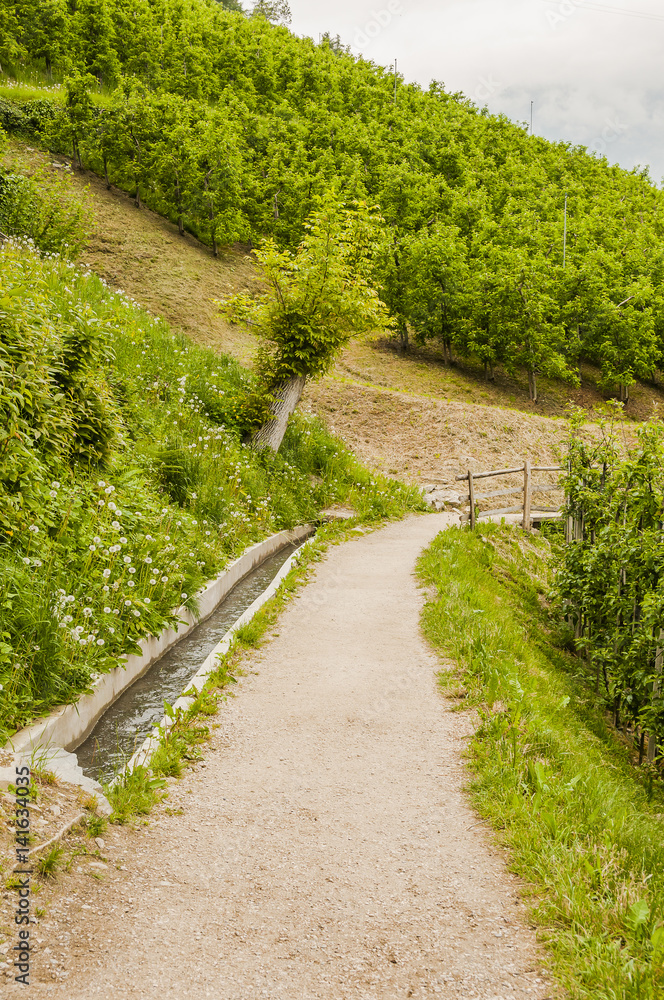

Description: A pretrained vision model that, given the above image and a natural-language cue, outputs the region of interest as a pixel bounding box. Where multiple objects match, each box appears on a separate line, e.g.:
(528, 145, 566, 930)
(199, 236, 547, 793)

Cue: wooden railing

(456, 461, 563, 530)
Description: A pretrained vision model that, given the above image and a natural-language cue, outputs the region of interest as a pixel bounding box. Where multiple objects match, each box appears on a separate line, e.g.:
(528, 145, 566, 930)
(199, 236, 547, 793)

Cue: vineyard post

(468, 470, 476, 529)
(522, 459, 531, 531)
(647, 640, 663, 763)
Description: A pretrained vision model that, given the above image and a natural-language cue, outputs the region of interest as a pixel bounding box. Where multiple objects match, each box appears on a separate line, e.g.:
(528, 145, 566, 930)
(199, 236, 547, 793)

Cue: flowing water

(76, 541, 301, 783)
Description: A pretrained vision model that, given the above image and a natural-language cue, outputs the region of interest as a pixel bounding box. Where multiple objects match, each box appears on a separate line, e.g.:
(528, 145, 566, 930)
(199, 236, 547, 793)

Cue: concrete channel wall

(8, 525, 315, 758)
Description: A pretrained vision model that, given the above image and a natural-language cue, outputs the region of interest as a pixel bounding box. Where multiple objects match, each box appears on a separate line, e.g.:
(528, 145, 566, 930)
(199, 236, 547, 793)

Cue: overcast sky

(289, 0, 664, 186)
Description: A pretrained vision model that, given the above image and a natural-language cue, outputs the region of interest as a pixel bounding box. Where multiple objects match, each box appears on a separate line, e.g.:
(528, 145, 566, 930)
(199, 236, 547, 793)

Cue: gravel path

(23, 514, 552, 999)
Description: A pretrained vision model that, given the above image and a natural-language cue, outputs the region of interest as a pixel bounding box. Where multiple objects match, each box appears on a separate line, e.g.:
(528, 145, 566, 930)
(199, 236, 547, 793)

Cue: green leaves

(559, 414, 664, 750)
(222, 194, 388, 385)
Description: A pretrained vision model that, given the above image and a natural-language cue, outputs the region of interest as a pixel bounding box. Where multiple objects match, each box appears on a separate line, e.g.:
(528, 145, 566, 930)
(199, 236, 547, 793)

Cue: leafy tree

(71, 0, 120, 86)
(44, 73, 96, 170)
(220, 195, 387, 450)
(195, 108, 245, 254)
(402, 224, 469, 366)
(251, 0, 291, 24)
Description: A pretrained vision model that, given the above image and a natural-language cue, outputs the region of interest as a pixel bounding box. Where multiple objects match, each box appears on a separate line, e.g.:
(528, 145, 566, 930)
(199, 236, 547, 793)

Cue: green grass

(35, 843, 64, 880)
(418, 522, 664, 999)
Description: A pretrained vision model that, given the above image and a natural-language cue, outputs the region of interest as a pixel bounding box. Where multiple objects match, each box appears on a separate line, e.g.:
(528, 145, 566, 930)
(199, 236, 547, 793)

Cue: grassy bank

(0, 227, 422, 743)
(418, 523, 664, 998)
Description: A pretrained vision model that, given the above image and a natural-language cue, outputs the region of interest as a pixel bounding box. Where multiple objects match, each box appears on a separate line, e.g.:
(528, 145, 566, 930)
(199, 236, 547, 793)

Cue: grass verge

(417, 522, 664, 999)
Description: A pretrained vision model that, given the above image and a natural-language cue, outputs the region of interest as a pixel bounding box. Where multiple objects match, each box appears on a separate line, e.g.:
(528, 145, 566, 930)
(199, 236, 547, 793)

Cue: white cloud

(290, 0, 664, 184)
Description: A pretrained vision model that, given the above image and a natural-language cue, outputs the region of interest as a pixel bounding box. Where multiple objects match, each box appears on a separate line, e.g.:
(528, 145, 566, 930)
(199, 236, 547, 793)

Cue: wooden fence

(456, 461, 564, 530)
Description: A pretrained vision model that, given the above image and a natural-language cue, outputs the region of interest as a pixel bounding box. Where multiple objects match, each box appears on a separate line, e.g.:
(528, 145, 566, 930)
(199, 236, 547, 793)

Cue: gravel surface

(15, 514, 553, 999)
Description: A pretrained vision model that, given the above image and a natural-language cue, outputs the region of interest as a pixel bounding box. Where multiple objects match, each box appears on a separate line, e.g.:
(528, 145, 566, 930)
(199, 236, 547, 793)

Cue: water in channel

(76, 541, 301, 784)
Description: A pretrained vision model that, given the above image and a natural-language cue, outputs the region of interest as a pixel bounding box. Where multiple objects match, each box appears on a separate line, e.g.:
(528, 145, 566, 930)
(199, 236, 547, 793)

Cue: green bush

(0, 167, 91, 256)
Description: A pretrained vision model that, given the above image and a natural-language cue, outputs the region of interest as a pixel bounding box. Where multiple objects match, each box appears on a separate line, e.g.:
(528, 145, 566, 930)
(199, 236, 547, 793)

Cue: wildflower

(49, 490, 57, 498)
(108, 627, 115, 634)
(123, 556, 131, 564)
(102, 585, 109, 593)
(149, 578, 157, 586)
(128, 580, 135, 587)
(98, 500, 105, 507)
(87, 634, 95, 642)
(144, 598, 151, 605)
(113, 608, 119, 615)
(83, 608, 93, 617)
(129, 567, 136, 574)
(104, 485, 115, 495)
(28, 525, 39, 533)
(133, 610, 141, 618)
(109, 544, 120, 553)
(120, 537, 127, 545)
(51, 481, 60, 489)
(103, 607, 111, 614)
(124, 600, 131, 607)
(97, 480, 106, 488)
(89, 544, 96, 552)
(144, 556, 153, 564)
(22, 557, 30, 565)
(112, 521, 120, 529)
(102, 568, 111, 578)
(96, 639, 105, 646)
(63, 614, 73, 624)
(93, 536, 101, 545)
(161, 576, 168, 583)
(108, 502, 117, 512)
(181, 593, 188, 600)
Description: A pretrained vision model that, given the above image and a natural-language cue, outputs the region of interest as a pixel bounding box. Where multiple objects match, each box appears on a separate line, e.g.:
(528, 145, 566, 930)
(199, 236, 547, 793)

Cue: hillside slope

(5, 140, 641, 487)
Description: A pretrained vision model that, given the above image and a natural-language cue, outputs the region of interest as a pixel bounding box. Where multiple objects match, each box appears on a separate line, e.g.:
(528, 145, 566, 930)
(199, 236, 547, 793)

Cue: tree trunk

(528, 368, 538, 402)
(251, 376, 306, 452)
(397, 319, 409, 353)
(103, 156, 110, 189)
(176, 177, 184, 235)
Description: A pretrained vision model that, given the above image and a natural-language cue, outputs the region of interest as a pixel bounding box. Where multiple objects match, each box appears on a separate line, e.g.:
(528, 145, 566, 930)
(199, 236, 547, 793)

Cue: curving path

(25, 514, 552, 999)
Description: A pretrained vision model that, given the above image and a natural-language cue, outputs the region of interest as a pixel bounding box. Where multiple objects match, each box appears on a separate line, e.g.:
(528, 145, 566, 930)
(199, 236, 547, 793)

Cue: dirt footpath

(22, 514, 552, 999)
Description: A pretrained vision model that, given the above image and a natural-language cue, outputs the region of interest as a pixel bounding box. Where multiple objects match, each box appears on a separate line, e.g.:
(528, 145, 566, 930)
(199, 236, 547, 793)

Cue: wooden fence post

(522, 459, 531, 531)
(468, 470, 476, 529)
(647, 639, 663, 763)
